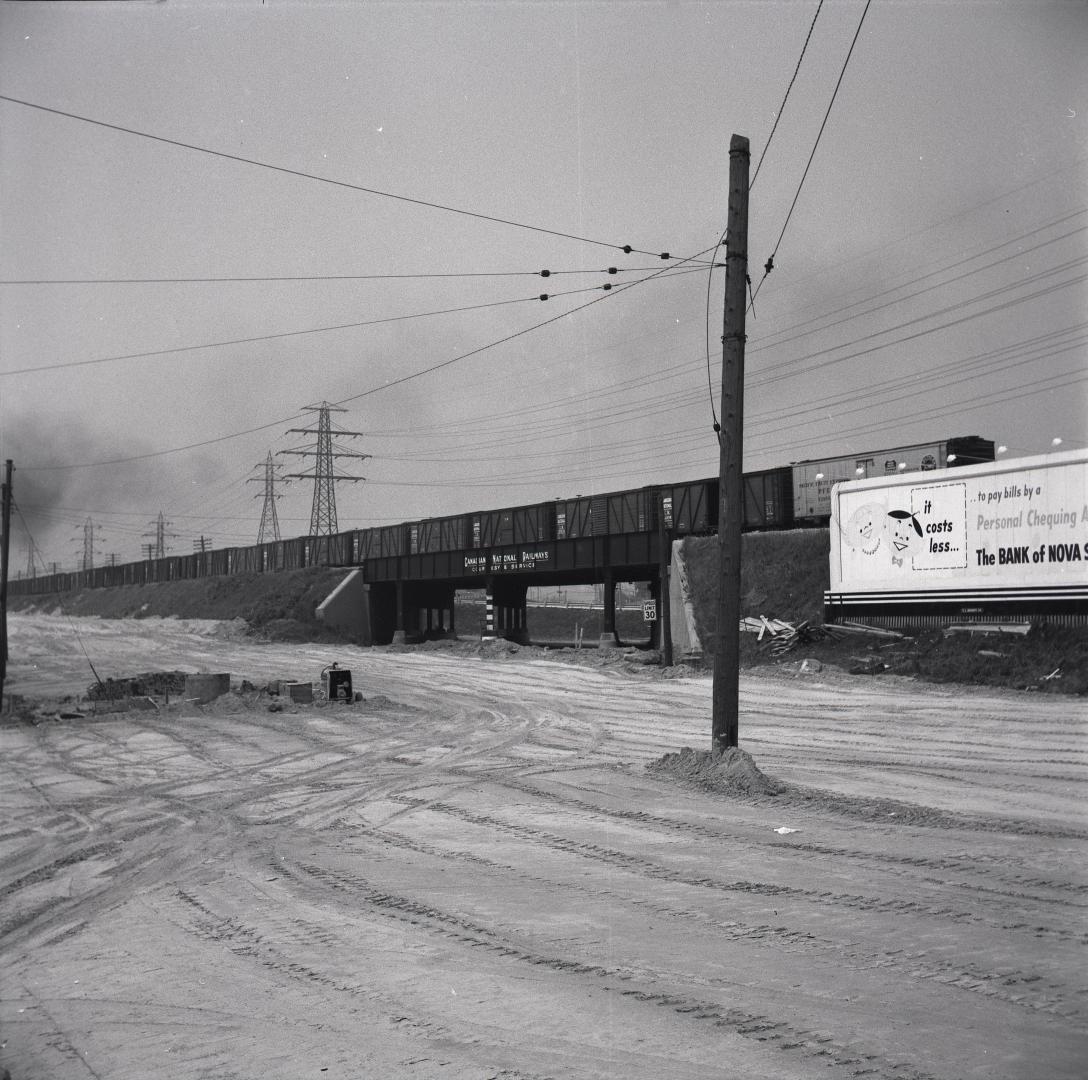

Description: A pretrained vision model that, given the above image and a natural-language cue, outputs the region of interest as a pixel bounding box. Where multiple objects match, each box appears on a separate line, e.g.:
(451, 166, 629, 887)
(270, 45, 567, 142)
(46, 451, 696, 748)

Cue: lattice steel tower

(142, 511, 175, 559)
(279, 402, 370, 536)
(78, 517, 100, 571)
(248, 451, 285, 545)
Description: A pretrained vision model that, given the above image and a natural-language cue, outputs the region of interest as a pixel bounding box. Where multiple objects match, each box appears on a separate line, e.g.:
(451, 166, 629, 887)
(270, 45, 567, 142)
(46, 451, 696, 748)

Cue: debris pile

(647, 745, 785, 797)
(740, 615, 906, 658)
(88, 671, 188, 700)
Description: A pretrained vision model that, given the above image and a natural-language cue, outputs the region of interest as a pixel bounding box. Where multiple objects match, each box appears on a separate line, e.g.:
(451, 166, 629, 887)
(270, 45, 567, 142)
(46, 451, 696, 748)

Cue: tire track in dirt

(386, 793, 1087, 949)
(478, 769, 1088, 914)
(337, 819, 1082, 1023)
(264, 855, 950, 1080)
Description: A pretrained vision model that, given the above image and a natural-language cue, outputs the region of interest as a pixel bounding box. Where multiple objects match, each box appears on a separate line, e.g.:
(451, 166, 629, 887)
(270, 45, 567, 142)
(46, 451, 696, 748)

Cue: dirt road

(2, 615, 1086, 1079)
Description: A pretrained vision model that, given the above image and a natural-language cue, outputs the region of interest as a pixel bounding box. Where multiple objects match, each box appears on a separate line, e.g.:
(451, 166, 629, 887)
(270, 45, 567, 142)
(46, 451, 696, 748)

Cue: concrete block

(285, 682, 313, 704)
(184, 673, 230, 704)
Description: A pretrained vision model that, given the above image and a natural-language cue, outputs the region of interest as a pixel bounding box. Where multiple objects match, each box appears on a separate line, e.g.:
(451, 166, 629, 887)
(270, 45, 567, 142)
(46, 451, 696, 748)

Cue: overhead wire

(749, 262, 1088, 387)
(371, 213, 1087, 443)
(746, 210, 1087, 355)
(17, 250, 716, 469)
(0, 93, 676, 259)
(0, 264, 713, 286)
(749, 0, 874, 307)
(1, 263, 711, 379)
(705, 0, 825, 439)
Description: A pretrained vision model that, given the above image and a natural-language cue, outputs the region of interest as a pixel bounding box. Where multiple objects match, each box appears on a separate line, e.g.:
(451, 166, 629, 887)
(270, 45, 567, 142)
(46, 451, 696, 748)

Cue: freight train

(11, 435, 994, 595)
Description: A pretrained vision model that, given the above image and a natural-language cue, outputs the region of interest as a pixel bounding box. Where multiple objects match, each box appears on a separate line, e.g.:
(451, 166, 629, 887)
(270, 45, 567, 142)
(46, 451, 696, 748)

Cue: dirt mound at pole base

(647, 746, 784, 796)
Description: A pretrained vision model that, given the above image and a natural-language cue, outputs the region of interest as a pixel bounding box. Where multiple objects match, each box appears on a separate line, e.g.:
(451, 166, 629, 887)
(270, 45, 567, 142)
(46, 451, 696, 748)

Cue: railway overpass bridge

(341, 528, 675, 649)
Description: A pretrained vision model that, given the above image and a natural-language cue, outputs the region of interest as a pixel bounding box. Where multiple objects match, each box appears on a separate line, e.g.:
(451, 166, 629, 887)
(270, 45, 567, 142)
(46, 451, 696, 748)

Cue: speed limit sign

(642, 599, 657, 622)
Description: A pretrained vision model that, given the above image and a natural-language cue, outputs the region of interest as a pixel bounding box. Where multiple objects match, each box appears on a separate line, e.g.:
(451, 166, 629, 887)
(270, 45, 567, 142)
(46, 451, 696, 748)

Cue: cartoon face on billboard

(887, 509, 923, 566)
(841, 502, 885, 555)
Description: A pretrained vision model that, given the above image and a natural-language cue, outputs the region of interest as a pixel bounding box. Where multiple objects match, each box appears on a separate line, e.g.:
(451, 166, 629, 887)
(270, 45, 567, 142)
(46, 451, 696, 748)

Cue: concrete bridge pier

(391, 579, 407, 645)
(599, 570, 620, 649)
(482, 579, 529, 644)
(422, 584, 457, 639)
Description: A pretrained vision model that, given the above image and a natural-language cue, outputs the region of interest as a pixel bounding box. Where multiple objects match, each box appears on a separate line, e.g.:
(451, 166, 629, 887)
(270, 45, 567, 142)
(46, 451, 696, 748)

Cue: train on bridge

(13, 435, 994, 597)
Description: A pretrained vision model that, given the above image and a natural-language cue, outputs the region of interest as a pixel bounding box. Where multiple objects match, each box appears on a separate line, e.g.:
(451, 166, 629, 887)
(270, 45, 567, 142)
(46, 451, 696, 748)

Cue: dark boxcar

(377, 524, 406, 559)
(357, 526, 405, 561)
(355, 528, 380, 561)
(659, 479, 717, 535)
(553, 497, 593, 540)
(946, 435, 996, 467)
(603, 488, 654, 534)
(742, 467, 793, 529)
(511, 504, 553, 545)
(471, 509, 514, 548)
(410, 515, 466, 554)
(324, 531, 354, 565)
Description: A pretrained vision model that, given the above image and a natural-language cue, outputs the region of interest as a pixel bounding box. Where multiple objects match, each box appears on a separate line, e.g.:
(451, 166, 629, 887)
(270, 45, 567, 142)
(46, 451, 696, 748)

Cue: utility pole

(1, 461, 12, 704)
(711, 134, 749, 754)
(279, 402, 370, 536)
(248, 451, 286, 544)
(0, 458, 12, 704)
(193, 536, 212, 554)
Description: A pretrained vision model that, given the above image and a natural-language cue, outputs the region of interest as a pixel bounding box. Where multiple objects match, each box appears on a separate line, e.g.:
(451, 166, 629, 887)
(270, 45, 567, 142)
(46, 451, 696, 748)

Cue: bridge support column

(391, 578, 407, 645)
(482, 580, 496, 640)
(484, 580, 529, 644)
(503, 585, 529, 645)
(599, 570, 620, 649)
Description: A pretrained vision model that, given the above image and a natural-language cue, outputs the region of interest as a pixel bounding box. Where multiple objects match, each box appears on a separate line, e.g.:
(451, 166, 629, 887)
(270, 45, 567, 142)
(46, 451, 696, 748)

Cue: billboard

(827, 449, 1088, 619)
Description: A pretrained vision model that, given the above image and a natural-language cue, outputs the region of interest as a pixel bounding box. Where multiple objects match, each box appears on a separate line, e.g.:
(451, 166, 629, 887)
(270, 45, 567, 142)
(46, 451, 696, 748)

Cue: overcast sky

(1, 0, 1085, 571)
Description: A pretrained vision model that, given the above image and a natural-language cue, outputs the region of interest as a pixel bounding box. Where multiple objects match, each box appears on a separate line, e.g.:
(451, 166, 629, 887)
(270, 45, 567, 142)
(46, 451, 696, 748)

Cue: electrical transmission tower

(143, 511, 176, 559)
(77, 518, 101, 571)
(279, 402, 370, 536)
(247, 451, 286, 545)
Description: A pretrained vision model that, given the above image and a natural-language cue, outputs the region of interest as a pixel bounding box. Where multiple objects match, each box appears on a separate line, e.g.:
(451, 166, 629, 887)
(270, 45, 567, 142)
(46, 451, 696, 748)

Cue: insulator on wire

(602, 283, 612, 290)
(607, 267, 617, 274)
(659, 252, 670, 260)
(540, 269, 551, 277)
(621, 245, 632, 254)
(539, 294, 549, 301)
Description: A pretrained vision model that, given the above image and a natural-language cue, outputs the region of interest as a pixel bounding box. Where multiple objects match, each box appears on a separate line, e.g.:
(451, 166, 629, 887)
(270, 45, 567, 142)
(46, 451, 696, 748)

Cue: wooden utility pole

(711, 135, 749, 753)
(1, 460, 13, 705)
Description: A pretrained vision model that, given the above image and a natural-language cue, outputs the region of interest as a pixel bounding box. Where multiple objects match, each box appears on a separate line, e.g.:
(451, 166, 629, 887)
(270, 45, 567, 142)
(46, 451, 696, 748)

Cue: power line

(0, 263, 712, 286)
(0, 93, 675, 259)
(329, 256, 717, 411)
(704, 0, 826, 436)
(0, 263, 711, 379)
(750, 0, 874, 305)
(750, 0, 826, 189)
(746, 210, 1087, 355)
(750, 263, 1087, 387)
